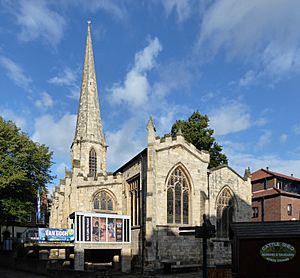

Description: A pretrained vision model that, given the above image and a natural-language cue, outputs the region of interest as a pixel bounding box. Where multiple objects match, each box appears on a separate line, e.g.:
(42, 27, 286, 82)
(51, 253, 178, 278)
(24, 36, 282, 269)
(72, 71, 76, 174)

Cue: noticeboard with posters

(74, 212, 130, 243)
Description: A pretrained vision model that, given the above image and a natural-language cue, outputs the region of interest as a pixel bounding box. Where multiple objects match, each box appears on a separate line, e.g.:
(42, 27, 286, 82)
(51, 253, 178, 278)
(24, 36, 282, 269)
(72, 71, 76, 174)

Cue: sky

(1, 0, 300, 192)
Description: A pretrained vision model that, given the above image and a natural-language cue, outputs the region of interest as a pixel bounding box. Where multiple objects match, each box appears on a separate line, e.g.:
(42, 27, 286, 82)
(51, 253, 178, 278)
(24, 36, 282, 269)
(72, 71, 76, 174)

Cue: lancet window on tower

(93, 191, 114, 211)
(167, 167, 190, 224)
(216, 188, 234, 238)
(89, 148, 97, 176)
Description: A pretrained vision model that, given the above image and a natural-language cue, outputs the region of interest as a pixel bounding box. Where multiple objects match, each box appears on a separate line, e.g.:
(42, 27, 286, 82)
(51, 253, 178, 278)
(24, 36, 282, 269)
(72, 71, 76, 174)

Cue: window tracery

(216, 188, 234, 238)
(93, 191, 114, 211)
(167, 167, 190, 224)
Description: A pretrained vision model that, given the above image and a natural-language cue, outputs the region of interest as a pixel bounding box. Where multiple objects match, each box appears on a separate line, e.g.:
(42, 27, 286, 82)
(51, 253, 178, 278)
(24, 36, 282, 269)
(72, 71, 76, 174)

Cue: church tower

(71, 22, 107, 176)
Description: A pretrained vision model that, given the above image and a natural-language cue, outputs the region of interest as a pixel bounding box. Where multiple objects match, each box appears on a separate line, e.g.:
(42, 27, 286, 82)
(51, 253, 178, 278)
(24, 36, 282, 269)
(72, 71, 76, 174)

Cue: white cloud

(209, 101, 251, 135)
(48, 68, 78, 87)
(157, 0, 203, 23)
(77, 0, 127, 20)
(110, 37, 162, 108)
(239, 70, 256, 87)
(256, 130, 272, 148)
(153, 59, 194, 98)
(279, 133, 288, 143)
(6, 0, 66, 46)
(199, 1, 300, 78)
(35, 92, 54, 110)
(1, 108, 27, 130)
(0, 55, 32, 91)
(106, 118, 146, 170)
(224, 145, 300, 179)
(48, 67, 80, 99)
(255, 117, 268, 127)
(32, 114, 76, 158)
(293, 124, 300, 135)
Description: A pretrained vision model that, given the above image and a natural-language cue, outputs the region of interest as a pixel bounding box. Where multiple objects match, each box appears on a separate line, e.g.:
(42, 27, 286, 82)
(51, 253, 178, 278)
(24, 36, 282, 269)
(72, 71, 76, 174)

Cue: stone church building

(50, 24, 252, 273)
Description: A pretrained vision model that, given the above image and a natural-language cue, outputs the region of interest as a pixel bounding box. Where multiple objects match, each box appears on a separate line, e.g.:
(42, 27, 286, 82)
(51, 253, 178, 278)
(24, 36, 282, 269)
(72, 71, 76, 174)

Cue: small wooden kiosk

(231, 221, 300, 278)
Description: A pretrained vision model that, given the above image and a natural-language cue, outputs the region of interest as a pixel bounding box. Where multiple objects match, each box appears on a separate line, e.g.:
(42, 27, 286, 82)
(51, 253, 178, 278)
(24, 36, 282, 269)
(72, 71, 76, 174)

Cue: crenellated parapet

(152, 132, 210, 164)
(75, 171, 123, 188)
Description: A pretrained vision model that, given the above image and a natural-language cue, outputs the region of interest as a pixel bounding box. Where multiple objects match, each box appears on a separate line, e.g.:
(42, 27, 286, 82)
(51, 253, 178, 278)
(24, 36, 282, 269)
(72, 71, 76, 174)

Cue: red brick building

(251, 168, 300, 221)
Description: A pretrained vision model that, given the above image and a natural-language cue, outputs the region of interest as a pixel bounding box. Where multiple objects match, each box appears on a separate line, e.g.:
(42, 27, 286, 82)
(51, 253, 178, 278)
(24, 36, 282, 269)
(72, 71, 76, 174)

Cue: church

(50, 23, 252, 273)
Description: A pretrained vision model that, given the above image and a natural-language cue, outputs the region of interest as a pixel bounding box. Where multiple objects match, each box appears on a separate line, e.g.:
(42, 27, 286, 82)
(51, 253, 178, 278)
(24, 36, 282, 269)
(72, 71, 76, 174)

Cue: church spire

(72, 22, 107, 175)
(74, 21, 104, 144)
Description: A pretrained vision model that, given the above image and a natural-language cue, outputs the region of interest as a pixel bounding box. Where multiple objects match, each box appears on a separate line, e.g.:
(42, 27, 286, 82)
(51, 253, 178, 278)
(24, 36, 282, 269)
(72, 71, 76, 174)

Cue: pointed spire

(73, 22, 104, 145)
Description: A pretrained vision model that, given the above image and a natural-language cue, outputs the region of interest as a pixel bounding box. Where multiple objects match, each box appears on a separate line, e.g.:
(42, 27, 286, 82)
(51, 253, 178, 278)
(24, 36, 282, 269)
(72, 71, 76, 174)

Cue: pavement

(0, 265, 204, 278)
(0, 265, 48, 278)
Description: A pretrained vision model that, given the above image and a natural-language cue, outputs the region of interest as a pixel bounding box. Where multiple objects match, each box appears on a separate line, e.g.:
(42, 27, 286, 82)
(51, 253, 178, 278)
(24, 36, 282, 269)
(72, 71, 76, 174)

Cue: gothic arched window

(167, 167, 190, 224)
(93, 191, 114, 211)
(216, 188, 234, 238)
(89, 148, 97, 176)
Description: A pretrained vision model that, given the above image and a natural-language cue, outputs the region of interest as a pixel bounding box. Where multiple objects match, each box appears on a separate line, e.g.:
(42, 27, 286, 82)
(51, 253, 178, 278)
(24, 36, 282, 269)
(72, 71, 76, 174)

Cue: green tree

(0, 117, 53, 222)
(171, 111, 228, 168)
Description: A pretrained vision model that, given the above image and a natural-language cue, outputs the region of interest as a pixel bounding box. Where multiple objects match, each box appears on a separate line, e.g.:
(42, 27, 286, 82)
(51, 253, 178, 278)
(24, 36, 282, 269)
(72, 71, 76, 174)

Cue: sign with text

(39, 228, 74, 242)
(260, 242, 296, 263)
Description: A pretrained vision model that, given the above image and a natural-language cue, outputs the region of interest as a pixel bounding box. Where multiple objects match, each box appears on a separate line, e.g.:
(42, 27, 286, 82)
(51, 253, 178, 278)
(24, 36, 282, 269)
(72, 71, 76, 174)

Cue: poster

(116, 219, 123, 242)
(85, 217, 91, 241)
(100, 218, 106, 242)
(108, 218, 116, 242)
(92, 217, 100, 241)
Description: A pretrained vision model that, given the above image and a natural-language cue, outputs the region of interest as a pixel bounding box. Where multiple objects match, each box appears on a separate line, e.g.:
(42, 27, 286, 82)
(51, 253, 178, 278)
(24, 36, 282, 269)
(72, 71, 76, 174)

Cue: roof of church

(73, 22, 104, 144)
(113, 148, 147, 174)
(209, 164, 247, 181)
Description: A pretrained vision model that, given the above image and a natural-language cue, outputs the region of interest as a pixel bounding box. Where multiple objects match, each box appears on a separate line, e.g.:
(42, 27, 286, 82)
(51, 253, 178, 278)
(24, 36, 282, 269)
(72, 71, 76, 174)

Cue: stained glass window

(167, 166, 190, 224)
(93, 191, 114, 211)
(216, 189, 234, 238)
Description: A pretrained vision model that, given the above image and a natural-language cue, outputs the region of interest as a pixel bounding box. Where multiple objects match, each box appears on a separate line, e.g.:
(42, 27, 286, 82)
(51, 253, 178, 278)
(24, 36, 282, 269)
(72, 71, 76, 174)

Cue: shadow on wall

(138, 191, 251, 273)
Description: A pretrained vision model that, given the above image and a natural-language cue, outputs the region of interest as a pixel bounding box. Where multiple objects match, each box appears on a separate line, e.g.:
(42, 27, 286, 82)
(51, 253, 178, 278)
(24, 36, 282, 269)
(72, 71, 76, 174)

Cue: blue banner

(39, 228, 74, 242)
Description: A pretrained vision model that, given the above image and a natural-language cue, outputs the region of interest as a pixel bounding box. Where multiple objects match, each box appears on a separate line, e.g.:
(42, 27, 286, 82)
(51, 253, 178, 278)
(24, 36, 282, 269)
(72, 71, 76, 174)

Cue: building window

(216, 188, 234, 238)
(93, 191, 114, 211)
(128, 176, 140, 226)
(252, 207, 259, 218)
(287, 204, 292, 216)
(167, 167, 190, 224)
(89, 148, 97, 176)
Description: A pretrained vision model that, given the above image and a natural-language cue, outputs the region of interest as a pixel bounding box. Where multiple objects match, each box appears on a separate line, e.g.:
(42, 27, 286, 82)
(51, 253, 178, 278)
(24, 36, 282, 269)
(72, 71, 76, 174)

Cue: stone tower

(71, 22, 107, 176)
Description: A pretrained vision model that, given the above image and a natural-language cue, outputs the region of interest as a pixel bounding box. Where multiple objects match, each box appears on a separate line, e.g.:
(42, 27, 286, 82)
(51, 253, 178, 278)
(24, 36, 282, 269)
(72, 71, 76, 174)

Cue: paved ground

(120, 272, 203, 278)
(0, 265, 203, 278)
(0, 266, 48, 278)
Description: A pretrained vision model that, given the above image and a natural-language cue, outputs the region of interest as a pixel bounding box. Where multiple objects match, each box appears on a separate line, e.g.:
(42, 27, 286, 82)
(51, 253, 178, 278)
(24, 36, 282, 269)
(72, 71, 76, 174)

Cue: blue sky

(1, 0, 300, 192)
